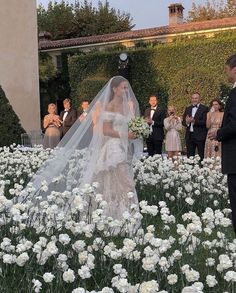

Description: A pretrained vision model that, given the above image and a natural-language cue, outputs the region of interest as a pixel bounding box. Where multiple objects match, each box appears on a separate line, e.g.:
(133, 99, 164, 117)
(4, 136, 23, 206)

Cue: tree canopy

(37, 0, 134, 40)
(187, 0, 236, 22)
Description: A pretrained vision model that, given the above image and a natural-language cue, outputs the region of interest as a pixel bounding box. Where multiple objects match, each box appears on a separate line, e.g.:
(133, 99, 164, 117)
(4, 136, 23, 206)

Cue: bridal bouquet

(128, 117, 151, 139)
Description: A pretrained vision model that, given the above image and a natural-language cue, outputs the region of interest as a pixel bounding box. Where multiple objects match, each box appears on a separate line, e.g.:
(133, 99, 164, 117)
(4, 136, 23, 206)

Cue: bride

(21, 76, 142, 224)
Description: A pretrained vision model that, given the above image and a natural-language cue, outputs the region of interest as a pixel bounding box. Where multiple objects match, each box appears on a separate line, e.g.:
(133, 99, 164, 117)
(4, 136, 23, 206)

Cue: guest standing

(144, 95, 166, 156)
(204, 99, 224, 158)
(78, 100, 90, 122)
(164, 106, 182, 159)
(43, 103, 61, 149)
(59, 98, 78, 137)
(209, 54, 236, 234)
(182, 92, 208, 161)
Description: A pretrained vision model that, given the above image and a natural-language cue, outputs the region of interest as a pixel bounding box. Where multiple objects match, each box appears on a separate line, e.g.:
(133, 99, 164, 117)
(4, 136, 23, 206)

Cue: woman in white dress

(22, 76, 142, 225)
(164, 106, 182, 159)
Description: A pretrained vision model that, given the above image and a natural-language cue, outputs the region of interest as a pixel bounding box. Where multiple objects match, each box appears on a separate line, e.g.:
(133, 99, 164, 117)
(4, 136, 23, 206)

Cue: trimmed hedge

(0, 86, 25, 146)
(73, 76, 108, 108)
(68, 31, 236, 114)
(168, 66, 220, 115)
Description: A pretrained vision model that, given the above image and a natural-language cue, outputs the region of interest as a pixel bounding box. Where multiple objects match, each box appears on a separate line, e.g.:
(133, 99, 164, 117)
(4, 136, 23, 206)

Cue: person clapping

(164, 106, 182, 159)
(43, 103, 61, 149)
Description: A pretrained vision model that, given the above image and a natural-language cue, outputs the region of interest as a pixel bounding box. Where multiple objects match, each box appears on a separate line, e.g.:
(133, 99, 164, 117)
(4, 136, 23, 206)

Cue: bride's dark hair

(109, 76, 127, 101)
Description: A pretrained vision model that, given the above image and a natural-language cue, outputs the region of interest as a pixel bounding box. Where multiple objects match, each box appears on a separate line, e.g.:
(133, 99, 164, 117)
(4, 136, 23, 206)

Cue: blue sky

(37, 0, 213, 29)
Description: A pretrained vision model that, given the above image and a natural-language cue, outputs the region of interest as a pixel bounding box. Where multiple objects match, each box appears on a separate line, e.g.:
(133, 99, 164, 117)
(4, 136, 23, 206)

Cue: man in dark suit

(209, 54, 236, 234)
(59, 98, 78, 137)
(182, 92, 208, 161)
(78, 100, 90, 122)
(144, 95, 166, 156)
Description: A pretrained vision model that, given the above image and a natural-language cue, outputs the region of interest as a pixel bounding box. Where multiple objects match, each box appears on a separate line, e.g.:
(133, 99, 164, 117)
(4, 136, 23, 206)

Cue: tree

(39, 53, 57, 82)
(94, 1, 134, 34)
(187, 0, 236, 22)
(38, 1, 75, 39)
(37, 0, 134, 40)
(0, 86, 26, 146)
(72, 0, 97, 37)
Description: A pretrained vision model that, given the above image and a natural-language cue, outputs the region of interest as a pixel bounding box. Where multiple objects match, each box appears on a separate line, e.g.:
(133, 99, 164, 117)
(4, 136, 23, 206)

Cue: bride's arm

(103, 121, 136, 139)
(103, 121, 120, 138)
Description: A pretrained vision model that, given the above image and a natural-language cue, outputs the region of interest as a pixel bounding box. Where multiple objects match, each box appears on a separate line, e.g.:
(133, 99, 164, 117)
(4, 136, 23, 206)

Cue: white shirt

(62, 110, 69, 122)
(190, 104, 199, 132)
(233, 81, 236, 88)
(150, 107, 156, 119)
(150, 107, 156, 131)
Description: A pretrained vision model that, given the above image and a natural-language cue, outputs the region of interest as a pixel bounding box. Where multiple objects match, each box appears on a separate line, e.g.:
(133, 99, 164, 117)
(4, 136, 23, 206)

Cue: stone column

(0, 0, 41, 133)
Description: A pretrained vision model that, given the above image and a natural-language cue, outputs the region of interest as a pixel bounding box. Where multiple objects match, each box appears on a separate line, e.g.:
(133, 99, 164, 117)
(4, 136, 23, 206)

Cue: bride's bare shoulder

(106, 100, 116, 112)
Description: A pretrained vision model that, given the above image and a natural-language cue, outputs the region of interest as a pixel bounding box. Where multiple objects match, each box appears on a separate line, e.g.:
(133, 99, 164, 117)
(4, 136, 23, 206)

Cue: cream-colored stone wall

(0, 0, 40, 133)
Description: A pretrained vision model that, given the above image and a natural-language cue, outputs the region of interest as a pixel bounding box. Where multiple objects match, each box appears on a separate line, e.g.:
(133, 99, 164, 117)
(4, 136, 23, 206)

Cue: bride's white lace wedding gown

(90, 111, 139, 220)
(22, 77, 142, 228)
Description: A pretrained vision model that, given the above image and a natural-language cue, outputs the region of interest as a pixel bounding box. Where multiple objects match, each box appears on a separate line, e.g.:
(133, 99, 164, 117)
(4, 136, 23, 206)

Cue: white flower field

(0, 146, 236, 293)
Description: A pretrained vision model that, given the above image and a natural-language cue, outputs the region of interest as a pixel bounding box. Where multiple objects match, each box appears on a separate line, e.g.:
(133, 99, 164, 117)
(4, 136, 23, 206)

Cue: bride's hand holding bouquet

(128, 131, 137, 140)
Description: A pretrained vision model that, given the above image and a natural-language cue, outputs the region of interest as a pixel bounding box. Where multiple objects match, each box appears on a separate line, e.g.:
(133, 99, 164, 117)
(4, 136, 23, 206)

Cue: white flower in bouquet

(128, 117, 151, 139)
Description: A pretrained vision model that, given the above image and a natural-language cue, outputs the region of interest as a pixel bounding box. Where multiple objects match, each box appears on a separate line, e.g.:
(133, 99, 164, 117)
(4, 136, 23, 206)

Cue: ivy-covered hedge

(39, 53, 71, 118)
(0, 86, 25, 146)
(68, 31, 236, 114)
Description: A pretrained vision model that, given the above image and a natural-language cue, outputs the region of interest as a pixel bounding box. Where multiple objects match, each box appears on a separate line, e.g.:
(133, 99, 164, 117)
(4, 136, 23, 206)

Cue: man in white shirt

(79, 100, 90, 122)
(182, 92, 208, 161)
(144, 95, 166, 156)
(59, 98, 78, 137)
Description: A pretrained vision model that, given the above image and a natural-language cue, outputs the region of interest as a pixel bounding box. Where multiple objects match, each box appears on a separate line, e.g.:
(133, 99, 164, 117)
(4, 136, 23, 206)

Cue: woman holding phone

(164, 106, 182, 159)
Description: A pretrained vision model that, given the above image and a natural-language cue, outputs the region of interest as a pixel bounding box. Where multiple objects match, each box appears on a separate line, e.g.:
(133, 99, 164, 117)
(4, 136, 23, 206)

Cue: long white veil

(23, 76, 143, 203)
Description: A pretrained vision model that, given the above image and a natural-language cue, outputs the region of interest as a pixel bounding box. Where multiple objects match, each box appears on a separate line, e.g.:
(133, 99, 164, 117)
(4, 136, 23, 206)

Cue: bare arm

(206, 112, 211, 129)
(103, 120, 136, 139)
(43, 115, 51, 129)
(103, 121, 120, 138)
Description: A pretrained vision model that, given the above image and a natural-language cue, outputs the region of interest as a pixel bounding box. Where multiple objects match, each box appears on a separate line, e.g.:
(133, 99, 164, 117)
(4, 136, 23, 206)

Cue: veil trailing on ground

(22, 76, 143, 204)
